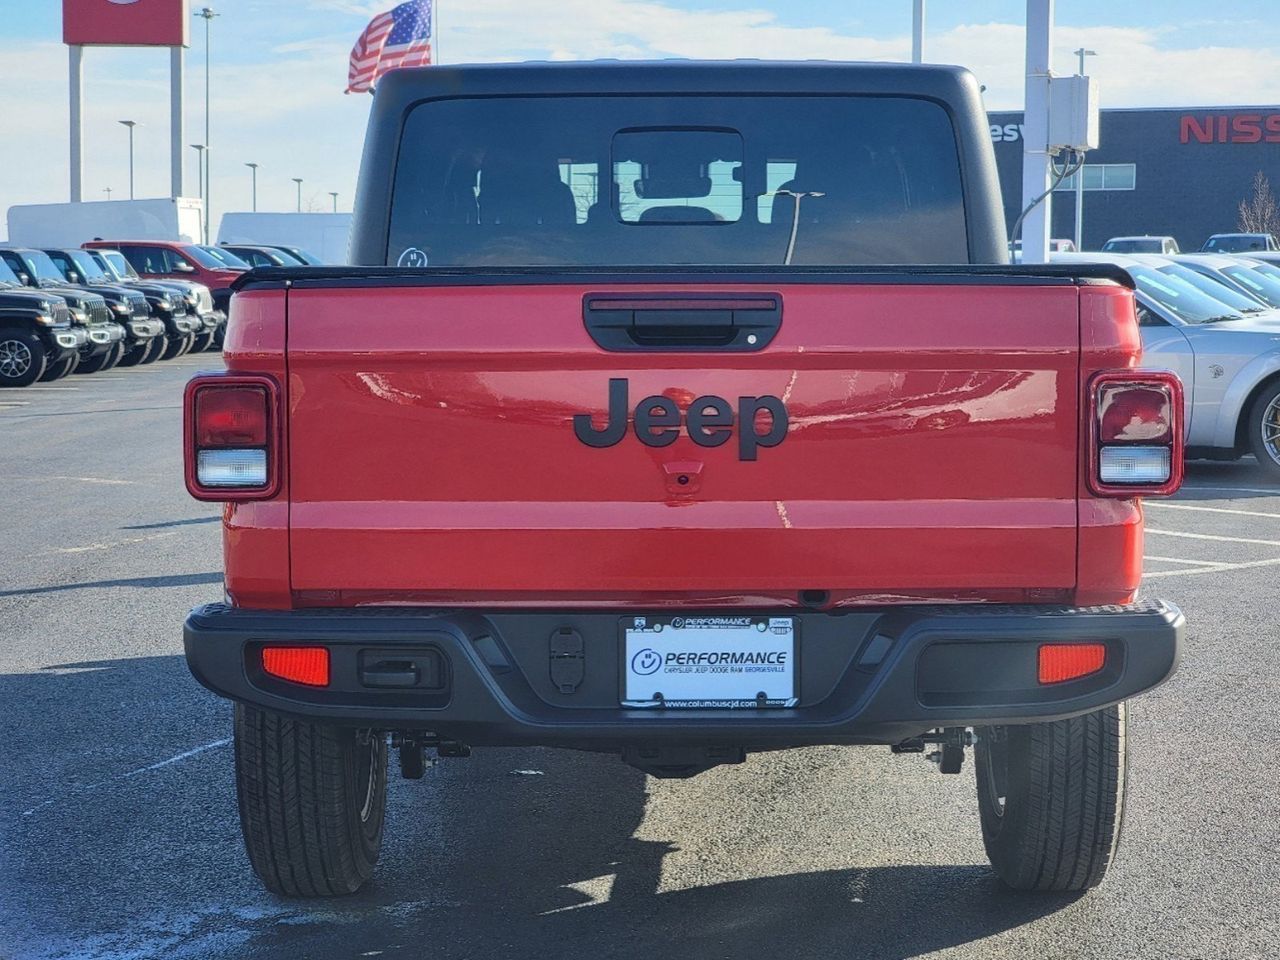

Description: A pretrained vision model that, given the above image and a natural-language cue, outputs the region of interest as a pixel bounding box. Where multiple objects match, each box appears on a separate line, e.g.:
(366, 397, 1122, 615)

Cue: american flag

(346, 0, 433, 94)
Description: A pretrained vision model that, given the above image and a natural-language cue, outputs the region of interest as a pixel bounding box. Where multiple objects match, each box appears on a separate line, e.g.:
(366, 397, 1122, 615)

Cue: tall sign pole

(1020, 0, 1054, 264)
(63, 1, 191, 203)
(171, 45, 186, 197)
(68, 44, 84, 202)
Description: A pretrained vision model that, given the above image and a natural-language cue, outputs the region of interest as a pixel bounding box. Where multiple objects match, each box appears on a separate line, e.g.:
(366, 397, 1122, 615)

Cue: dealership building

(987, 106, 1280, 251)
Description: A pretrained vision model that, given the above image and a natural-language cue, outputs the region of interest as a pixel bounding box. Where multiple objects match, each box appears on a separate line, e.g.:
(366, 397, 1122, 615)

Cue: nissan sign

(63, 0, 190, 47)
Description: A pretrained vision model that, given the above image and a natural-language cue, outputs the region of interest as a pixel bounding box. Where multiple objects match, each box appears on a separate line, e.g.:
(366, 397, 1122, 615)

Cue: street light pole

(329, 192, 339, 213)
(1074, 47, 1097, 251)
(912, 0, 925, 63)
(293, 178, 304, 212)
(195, 7, 219, 242)
(104, 187, 113, 201)
(119, 120, 138, 199)
(246, 162, 259, 212)
(191, 144, 206, 238)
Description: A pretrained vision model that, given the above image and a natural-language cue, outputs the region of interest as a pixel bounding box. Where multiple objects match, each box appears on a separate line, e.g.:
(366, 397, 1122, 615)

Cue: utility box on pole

(1049, 75, 1100, 152)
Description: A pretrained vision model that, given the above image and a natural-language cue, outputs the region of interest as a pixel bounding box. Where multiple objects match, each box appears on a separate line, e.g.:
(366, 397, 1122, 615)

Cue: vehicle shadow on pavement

(1179, 459, 1279, 498)
(0, 572, 222, 598)
(0, 656, 1079, 960)
(120, 516, 220, 531)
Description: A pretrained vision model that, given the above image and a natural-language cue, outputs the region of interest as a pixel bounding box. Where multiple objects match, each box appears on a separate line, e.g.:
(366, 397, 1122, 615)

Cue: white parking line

(0, 475, 138, 485)
(1180, 484, 1280, 496)
(22, 738, 231, 817)
(1147, 502, 1280, 520)
(1146, 528, 1280, 547)
(38, 531, 178, 555)
(1146, 556, 1280, 578)
(23, 386, 82, 391)
(1144, 555, 1233, 567)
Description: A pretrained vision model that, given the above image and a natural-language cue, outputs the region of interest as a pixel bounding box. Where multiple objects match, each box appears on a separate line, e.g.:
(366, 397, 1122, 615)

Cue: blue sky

(2, 1, 1278, 236)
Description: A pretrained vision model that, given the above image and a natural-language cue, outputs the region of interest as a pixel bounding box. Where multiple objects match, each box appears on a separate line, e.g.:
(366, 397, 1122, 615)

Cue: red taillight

(1038, 643, 1106, 684)
(196, 386, 268, 447)
(184, 375, 279, 501)
(1098, 384, 1173, 443)
(1089, 372, 1184, 497)
(262, 646, 330, 687)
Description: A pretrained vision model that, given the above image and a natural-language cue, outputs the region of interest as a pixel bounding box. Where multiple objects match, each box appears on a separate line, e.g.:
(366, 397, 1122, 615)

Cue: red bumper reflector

(1038, 643, 1106, 684)
(262, 646, 330, 687)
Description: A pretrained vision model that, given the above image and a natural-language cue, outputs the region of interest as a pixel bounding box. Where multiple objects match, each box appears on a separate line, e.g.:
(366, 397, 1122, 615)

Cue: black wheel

(975, 704, 1126, 891)
(160, 335, 187, 361)
(234, 704, 387, 897)
(190, 330, 213, 354)
(1247, 380, 1280, 478)
(117, 341, 148, 367)
(139, 337, 164, 364)
(76, 344, 118, 374)
(0, 330, 47, 387)
(101, 342, 125, 371)
(39, 352, 79, 382)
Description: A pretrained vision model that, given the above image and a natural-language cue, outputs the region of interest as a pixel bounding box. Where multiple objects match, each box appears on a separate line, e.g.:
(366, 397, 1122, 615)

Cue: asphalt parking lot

(2, 359, 1278, 960)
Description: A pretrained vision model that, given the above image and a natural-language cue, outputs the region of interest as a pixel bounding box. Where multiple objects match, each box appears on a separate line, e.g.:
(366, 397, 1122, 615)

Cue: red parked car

(182, 62, 1186, 899)
(83, 239, 246, 321)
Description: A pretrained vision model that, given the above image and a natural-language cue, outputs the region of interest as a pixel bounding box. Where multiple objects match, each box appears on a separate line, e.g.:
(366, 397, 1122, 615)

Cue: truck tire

(117, 341, 146, 367)
(39, 352, 78, 382)
(975, 703, 1126, 891)
(1246, 380, 1280, 479)
(140, 338, 163, 364)
(76, 343, 120, 375)
(0, 330, 47, 387)
(234, 703, 387, 897)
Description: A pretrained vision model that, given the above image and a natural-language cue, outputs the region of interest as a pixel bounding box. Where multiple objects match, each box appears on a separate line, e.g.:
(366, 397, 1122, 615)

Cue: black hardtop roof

(374, 59, 978, 102)
(352, 60, 1007, 265)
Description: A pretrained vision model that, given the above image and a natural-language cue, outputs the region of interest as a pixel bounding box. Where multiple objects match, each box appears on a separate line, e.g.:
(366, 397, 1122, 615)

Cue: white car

(1101, 235, 1181, 254)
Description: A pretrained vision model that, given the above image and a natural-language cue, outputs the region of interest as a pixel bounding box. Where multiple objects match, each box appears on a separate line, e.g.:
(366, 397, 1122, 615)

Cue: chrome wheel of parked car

(0, 338, 33, 378)
(0, 331, 46, 387)
(1247, 382, 1280, 478)
(1261, 395, 1280, 463)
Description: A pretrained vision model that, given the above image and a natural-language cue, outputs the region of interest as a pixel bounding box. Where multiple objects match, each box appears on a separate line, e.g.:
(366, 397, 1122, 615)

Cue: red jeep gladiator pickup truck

(183, 61, 1186, 898)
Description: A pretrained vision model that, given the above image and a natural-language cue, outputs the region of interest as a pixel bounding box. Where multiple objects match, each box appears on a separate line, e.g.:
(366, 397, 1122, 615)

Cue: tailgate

(285, 279, 1080, 605)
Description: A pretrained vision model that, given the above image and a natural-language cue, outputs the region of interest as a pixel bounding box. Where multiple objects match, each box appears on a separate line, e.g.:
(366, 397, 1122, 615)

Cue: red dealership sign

(63, 0, 190, 47)
(1180, 112, 1280, 144)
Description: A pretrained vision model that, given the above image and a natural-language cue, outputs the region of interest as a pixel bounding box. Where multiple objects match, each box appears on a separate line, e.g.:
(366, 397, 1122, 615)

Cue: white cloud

(4, 1, 1280, 240)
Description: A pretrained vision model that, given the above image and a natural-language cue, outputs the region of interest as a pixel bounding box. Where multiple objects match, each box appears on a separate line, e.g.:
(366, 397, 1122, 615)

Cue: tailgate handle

(583, 294, 781, 352)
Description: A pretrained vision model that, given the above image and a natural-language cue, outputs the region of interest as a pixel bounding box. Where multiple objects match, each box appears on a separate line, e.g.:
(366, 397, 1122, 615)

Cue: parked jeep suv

(83, 240, 244, 324)
(44, 248, 199, 360)
(86, 247, 224, 352)
(0, 247, 126, 376)
(0, 265, 80, 387)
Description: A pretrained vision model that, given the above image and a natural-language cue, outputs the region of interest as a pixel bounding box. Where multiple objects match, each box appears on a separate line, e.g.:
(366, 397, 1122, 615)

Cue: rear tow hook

(891, 727, 977, 775)
(390, 733, 472, 780)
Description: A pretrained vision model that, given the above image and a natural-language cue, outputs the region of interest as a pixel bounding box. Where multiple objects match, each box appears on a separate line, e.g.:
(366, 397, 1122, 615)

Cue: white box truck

(5, 198, 205, 247)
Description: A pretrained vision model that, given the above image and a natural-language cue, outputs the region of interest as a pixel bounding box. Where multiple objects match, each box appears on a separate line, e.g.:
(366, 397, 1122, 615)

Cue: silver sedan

(1053, 251, 1280, 478)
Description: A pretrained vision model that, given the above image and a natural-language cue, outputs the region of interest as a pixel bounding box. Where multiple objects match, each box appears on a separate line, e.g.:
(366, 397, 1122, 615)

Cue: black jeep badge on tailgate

(573, 378, 788, 461)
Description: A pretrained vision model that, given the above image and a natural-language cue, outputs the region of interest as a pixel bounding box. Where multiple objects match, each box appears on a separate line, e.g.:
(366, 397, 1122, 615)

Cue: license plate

(621, 615, 797, 708)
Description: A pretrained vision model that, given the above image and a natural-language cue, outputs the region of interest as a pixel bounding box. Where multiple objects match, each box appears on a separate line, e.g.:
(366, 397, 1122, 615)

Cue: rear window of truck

(387, 95, 967, 267)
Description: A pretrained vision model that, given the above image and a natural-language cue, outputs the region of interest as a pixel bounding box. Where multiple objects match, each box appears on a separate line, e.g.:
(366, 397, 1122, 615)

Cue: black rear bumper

(184, 601, 1183, 750)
